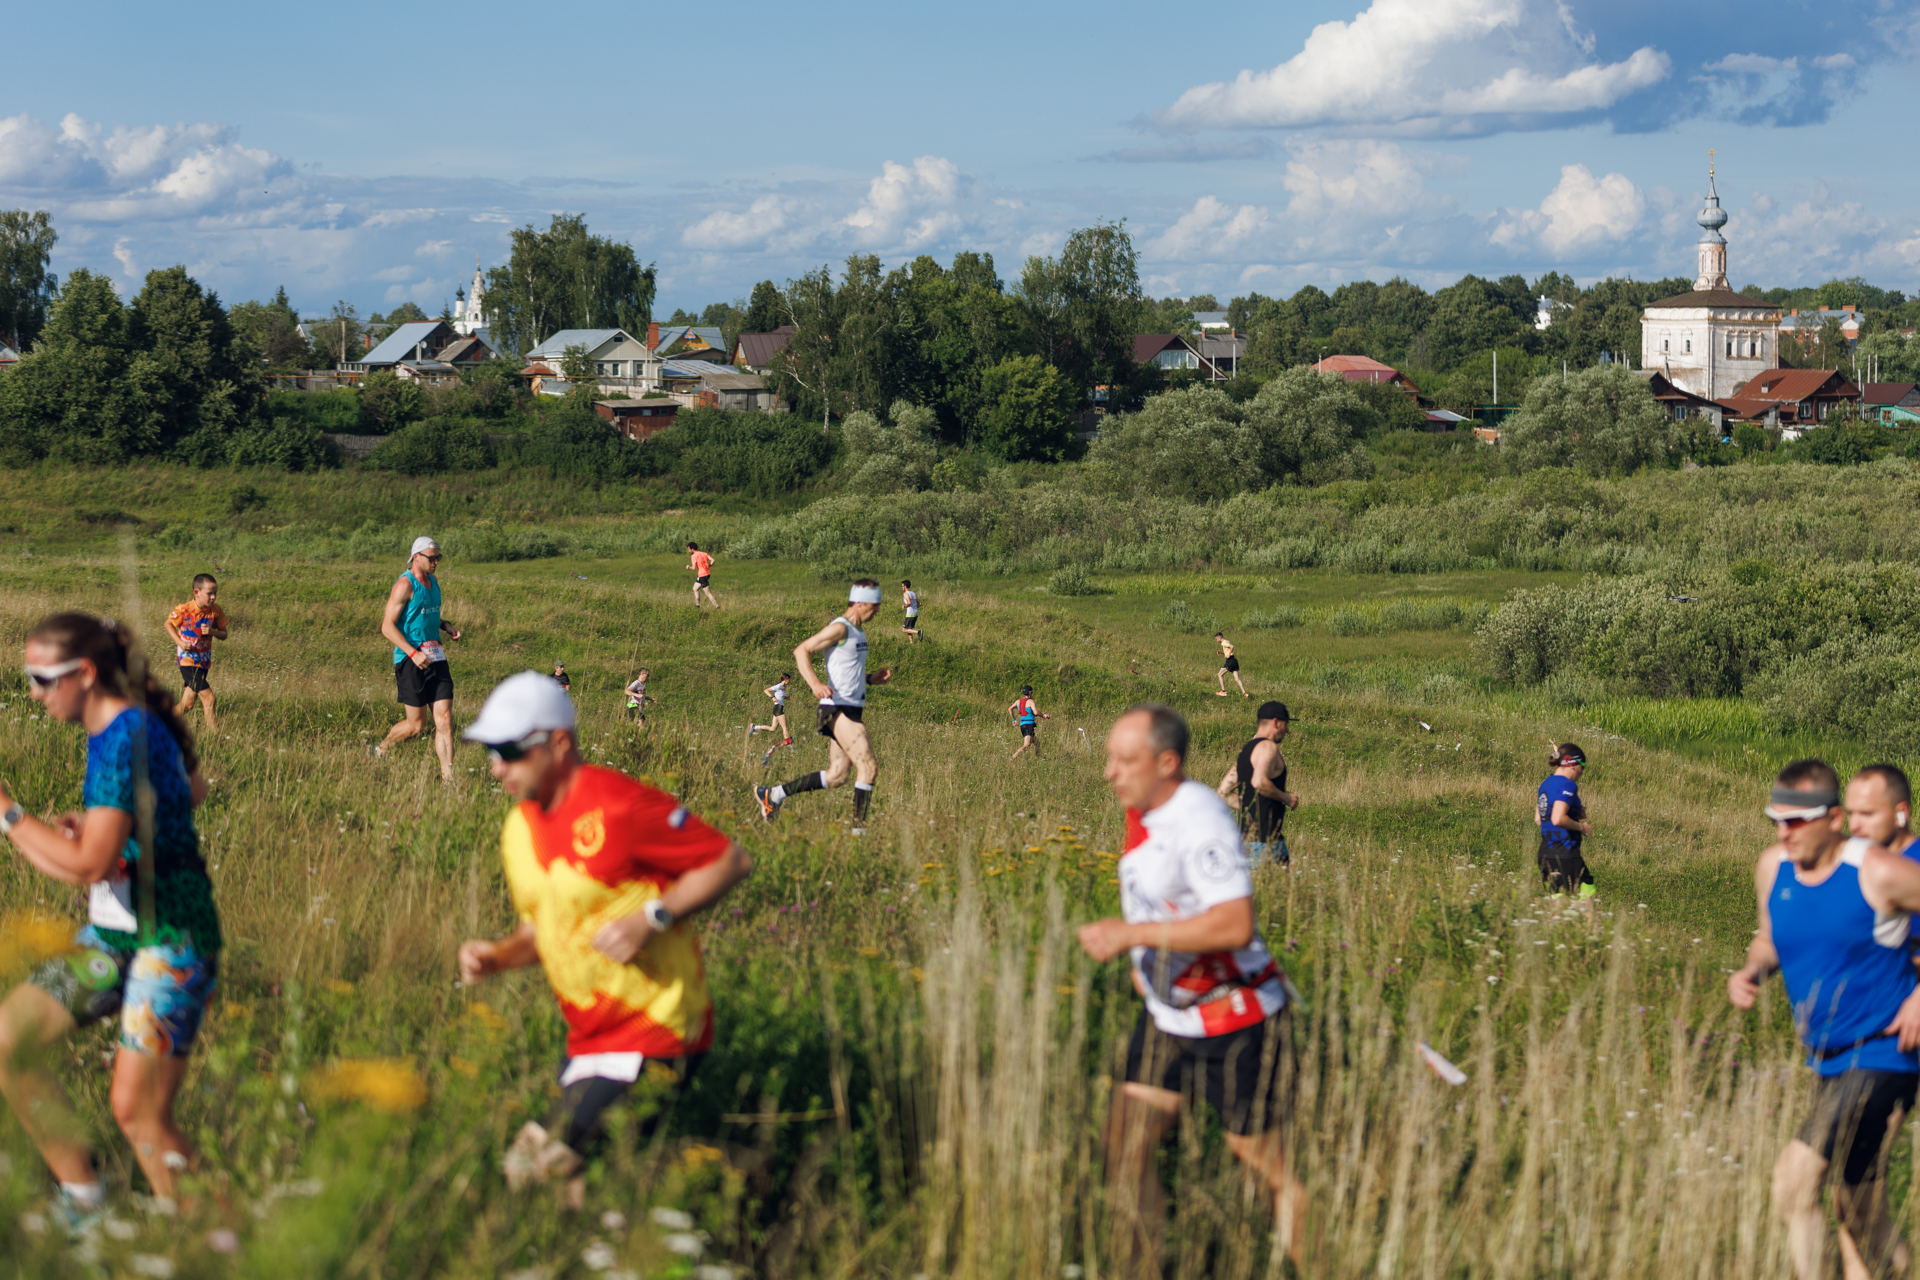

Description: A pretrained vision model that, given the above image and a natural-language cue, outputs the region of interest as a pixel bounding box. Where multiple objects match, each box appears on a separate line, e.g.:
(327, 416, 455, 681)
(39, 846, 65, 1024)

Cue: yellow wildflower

(309, 1058, 428, 1114)
(0, 914, 76, 971)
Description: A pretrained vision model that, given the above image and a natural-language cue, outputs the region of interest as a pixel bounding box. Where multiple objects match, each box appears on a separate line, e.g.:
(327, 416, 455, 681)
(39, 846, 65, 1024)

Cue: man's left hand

(1077, 918, 1134, 963)
(593, 914, 655, 965)
(1890, 985, 1920, 1052)
(871, 667, 892, 686)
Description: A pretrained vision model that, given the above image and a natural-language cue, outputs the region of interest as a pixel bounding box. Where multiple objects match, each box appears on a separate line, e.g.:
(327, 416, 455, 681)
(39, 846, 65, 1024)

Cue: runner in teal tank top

(376, 536, 462, 782)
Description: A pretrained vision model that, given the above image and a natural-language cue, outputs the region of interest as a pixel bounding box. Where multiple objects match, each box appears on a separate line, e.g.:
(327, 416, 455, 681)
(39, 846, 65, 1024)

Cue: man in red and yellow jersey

(456, 672, 752, 1197)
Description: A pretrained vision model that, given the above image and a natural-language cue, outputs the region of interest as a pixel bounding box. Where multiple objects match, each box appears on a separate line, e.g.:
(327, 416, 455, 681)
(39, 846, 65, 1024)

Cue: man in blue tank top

(1730, 759, 1920, 1280)
(375, 535, 462, 782)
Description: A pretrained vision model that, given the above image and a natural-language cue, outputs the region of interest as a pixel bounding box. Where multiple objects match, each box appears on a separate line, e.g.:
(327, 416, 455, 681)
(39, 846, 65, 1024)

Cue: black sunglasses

(421, 554, 441, 563)
(484, 731, 551, 763)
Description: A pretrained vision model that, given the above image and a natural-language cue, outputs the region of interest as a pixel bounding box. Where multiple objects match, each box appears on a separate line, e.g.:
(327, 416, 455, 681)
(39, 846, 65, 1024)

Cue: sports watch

(643, 899, 674, 931)
(0, 803, 23, 835)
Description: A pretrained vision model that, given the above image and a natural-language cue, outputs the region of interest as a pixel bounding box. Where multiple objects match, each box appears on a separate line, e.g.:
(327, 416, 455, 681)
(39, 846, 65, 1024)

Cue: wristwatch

(643, 899, 674, 931)
(1, 803, 23, 835)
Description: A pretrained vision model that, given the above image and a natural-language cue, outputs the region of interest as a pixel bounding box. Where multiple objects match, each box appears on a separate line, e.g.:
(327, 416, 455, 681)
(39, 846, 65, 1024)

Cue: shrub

(357, 370, 426, 432)
(978, 355, 1078, 462)
(1048, 563, 1100, 596)
(1242, 605, 1304, 629)
(640, 406, 834, 494)
(1379, 598, 1464, 630)
(1502, 364, 1677, 476)
(1157, 600, 1220, 633)
(1327, 605, 1378, 636)
(366, 417, 496, 475)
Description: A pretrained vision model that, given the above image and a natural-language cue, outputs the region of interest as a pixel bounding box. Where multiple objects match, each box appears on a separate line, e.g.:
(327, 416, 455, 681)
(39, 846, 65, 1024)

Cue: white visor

(848, 585, 882, 604)
(1764, 803, 1831, 823)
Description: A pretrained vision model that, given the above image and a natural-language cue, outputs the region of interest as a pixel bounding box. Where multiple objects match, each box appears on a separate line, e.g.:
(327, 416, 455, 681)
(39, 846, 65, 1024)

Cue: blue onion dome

(1698, 171, 1728, 237)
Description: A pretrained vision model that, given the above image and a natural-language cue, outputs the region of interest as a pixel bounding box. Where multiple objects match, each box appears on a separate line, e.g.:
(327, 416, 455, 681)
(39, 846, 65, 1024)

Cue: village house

(733, 326, 795, 375)
(340, 321, 492, 382)
(1717, 368, 1862, 427)
(1778, 305, 1865, 346)
(1310, 353, 1421, 397)
(1860, 382, 1920, 427)
(1134, 334, 1220, 377)
(1637, 370, 1724, 427)
(594, 399, 680, 439)
(0, 340, 19, 371)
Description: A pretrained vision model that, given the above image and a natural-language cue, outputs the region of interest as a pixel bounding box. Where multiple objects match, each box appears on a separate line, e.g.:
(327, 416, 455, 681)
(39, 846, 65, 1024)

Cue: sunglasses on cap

(1764, 803, 1832, 828)
(24, 659, 84, 690)
(483, 730, 551, 763)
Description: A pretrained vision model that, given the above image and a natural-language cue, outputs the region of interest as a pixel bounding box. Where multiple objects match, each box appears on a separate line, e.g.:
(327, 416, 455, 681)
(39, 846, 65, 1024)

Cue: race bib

(89, 873, 139, 933)
(418, 640, 447, 664)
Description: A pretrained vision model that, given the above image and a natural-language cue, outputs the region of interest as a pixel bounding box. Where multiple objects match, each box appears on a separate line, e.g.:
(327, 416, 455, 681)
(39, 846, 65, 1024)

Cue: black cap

(1021, 684, 1033, 696)
(1257, 701, 1290, 723)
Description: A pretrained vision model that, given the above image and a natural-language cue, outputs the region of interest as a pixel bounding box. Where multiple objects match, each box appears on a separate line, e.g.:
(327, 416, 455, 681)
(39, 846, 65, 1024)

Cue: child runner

(687, 543, 719, 608)
(1008, 685, 1049, 761)
(165, 573, 228, 731)
(1215, 633, 1247, 698)
(901, 580, 922, 643)
(551, 661, 571, 690)
(1535, 743, 1594, 898)
(623, 669, 651, 724)
(0, 613, 222, 1225)
(751, 675, 795, 765)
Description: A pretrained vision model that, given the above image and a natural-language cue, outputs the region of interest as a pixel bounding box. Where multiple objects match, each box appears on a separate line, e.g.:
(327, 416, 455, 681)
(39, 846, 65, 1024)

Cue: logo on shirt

(1198, 844, 1238, 882)
(572, 809, 606, 858)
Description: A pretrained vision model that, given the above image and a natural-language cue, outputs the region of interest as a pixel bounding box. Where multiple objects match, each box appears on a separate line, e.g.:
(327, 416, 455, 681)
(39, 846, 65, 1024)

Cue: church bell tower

(1695, 161, 1730, 292)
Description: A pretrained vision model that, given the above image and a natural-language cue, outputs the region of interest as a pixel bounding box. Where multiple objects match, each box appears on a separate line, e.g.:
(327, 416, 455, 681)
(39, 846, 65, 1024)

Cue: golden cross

(1709, 148, 1716, 175)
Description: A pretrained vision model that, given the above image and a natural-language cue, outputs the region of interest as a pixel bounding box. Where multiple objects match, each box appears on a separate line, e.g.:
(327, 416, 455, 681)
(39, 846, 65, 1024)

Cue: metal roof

(524, 329, 635, 359)
(653, 325, 725, 352)
(1861, 382, 1919, 405)
(660, 359, 748, 380)
(1643, 288, 1774, 310)
(360, 321, 449, 366)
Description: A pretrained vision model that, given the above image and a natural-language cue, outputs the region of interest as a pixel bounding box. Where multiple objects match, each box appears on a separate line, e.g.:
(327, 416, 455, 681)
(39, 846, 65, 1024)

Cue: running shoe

(761, 747, 776, 768)
(1214, 690, 1228, 697)
(754, 785, 782, 823)
(49, 1187, 107, 1237)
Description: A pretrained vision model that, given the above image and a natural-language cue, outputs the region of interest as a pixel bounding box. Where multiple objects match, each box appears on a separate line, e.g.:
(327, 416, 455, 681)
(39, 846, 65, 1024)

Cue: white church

(1639, 167, 1781, 401)
(453, 262, 487, 337)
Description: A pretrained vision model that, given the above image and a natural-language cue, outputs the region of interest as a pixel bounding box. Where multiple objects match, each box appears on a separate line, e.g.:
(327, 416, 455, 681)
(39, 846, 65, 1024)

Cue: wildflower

(465, 1002, 509, 1032)
(0, 913, 76, 971)
(323, 979, 354, 996)
(448, 1056, 480, 1079)
(681, 1144, 723, 1168)
(309, 1058, 428, 1114)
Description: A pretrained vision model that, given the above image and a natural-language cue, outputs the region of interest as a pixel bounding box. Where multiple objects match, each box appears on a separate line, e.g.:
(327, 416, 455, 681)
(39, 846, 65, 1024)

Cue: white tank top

(823, 615, 868, 707)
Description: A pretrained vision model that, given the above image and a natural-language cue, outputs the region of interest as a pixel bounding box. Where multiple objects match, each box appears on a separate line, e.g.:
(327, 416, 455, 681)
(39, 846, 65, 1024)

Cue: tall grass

(0, 553, 1878, 1277)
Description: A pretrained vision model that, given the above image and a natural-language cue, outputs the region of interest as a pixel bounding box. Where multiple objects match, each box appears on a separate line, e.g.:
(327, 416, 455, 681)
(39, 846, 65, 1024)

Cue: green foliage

(1242, 604, 1304, 629)
(1156, 598, 1219, 633)
(497, 406, 648, 479)
(638, 407, 834, 495)
(483, 213, 656, 359)
(356, 370, 426, 432)
(1732, 422, 1770, 457)
(557, 342, 593, 384)
(0, 207, 58, 352)
(228, 286, 309, 371)
(838, 400, 938, 493)
(1502, 364, 1676, 476)
(929, 450, 992, 492)
(1785, 419, 1891, 466)
(1085, 385, 1256, 502)
(1327, 605, 1378, 636)
(1047, 563, 1101, 596)
(365, 417, 497, 475)
(977, 354, 1077, 461)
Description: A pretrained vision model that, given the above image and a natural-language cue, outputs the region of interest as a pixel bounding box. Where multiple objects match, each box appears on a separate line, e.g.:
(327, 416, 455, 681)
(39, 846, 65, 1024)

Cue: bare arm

(380, 575, 421, 662)
(211, 607, 229, 641)
(793, 619, 849, 702)
(164, 617, 188, 649)
(1549, 799, 1592, 836)
(1215, 760, 1240, 803)
(594, 841, 755, 964)
(1251, 741, 1290, 804)
(1729, 846, 1784, 1009)
(1077, 897, 1255, 963)
(458, 920, 540, 985)
(0, 793, 130, 886)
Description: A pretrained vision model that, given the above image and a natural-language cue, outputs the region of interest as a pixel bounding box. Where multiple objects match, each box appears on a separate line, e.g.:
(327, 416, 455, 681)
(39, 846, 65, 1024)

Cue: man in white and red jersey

(1078, 703, 1305, 1269)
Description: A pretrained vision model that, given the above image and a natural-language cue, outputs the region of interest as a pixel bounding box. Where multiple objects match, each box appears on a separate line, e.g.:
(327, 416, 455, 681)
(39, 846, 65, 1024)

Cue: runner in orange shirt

(457, 672, 752, 1206)
(687, 542, 719, 608)
(164, 573, 229, 731)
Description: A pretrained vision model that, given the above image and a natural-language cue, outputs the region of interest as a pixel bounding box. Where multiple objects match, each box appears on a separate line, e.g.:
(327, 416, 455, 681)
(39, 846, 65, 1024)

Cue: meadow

(0, 464, 1900, 1279)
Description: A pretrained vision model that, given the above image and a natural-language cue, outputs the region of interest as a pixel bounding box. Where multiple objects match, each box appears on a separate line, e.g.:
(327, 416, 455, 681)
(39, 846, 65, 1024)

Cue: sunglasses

(24, 659, 83, 690)
(484, 731, 551, 763)
(420, 554, 441, 563)
(1766, 807, 1830, 829)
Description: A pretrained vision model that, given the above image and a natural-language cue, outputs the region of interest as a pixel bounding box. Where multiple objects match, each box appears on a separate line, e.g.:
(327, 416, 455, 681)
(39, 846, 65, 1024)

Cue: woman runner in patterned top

(0, 613, 220, 1221)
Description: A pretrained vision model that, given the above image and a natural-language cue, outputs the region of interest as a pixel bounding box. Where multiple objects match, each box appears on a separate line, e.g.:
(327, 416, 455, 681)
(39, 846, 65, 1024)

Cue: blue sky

(5, 0, 1918, 319)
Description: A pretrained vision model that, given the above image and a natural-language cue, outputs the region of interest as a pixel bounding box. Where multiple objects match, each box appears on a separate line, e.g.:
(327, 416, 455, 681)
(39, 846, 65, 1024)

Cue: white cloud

(0, 112, 285, 221)
(1813, 53, 1857, 70)
(1704, 53, 1794, 74)
(1152, 196, 1276, 261)
(1492, 164, 1645, 255)
(1281, 140, 1438, 219)
(1157, 0, 1668, 133)
(682, 195, 794, 250)
(845, 156, 967, 249)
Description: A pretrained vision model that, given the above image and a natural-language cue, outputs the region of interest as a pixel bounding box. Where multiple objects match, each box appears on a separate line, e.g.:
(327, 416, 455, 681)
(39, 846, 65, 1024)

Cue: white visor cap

(462, 671, 577, 744)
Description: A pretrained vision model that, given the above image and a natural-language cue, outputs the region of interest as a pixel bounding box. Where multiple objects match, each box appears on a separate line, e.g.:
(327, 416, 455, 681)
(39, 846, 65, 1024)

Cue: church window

(1662, 339, 1669, 352)
(1685, 339, 1692, 354)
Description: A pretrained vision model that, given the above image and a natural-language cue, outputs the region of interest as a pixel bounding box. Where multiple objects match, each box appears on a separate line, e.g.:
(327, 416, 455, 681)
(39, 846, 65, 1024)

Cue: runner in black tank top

(1215, 701, 1298, 866)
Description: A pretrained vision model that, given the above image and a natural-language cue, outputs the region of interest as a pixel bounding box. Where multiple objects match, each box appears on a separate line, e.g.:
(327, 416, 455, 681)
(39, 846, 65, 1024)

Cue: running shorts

(179, 665, 211, 693)
(395, 659, 454, 708)
(1122, 1009, 1293, 1137)
(904, 613, 919, 628)
(1537, 840, 1594, 897)
(551, 1054, 702, 1157)
(1223, 656, 1240, 673)
(818, 703, 864, 738)
(1021, 723, 1037, 738)
(695, 575, 711, 588)
(31, 925, 217, 1057)
(1796, 1069, 1918, 1187)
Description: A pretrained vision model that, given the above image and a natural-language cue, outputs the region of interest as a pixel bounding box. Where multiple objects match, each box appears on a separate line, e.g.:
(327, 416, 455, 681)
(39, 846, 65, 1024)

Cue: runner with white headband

(755, 579, 893, 833)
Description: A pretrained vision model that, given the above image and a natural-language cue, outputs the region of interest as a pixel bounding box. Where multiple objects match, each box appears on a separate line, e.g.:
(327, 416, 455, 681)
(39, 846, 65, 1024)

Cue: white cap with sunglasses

(463, 671, 576, 754)
(410, 535, 441, 563)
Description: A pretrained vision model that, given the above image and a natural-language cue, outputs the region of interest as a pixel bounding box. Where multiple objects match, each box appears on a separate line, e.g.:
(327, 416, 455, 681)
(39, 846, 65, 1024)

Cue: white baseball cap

(462, 672, 577, 745)
(409, 535, 440, 562)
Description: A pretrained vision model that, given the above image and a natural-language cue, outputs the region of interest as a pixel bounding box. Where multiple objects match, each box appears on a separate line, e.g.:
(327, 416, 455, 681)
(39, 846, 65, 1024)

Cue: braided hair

(28, 612, 200, 774)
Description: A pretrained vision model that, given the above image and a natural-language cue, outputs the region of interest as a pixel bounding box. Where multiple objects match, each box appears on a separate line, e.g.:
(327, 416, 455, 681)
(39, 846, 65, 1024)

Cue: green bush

(357, 370, 426, 432)
(1048, 563, 1101, 596)
(1158, 599, 1220, 633)
(366, 417, 497, 475)
(266, 389, 363, 433)
(639, 406, 834, 494)
(1242, 605, 1304, 629)
(1379, 598, 1464, 630)
(1327, 605, 1378, 636)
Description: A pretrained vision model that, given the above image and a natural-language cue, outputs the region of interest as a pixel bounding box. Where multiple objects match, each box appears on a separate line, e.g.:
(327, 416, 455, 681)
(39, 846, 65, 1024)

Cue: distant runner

(1535, 743, 1594, 898)
(165, 573, 229, 732)
(623, 669, 651, 724)
(1731, 759, 1920, 1280)
(457, 672, 752, 1209)
(900, 580, 922, 643)
(0, 613, 222, 1224)
(755, 580, 893, 833)
(1217, 701, 1298, 866)
(375, 536, 462, 783)
(751, 675, 794, 764)
(551, 661, 570, 690)
(1077, 705, 1304, 1272)
(687, 542, 719, 608)
(1008, 685, 1049, 761)
(1214, 633, 1247, 699)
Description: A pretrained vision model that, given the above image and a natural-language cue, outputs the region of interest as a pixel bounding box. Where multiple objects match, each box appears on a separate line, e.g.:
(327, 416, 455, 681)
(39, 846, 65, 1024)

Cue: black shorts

(1796, 1070, 1918, 1187)
(818, 703, 864, 738)
(552, 1054, 702, 1157)
(395, 659, 454, 708)
(695, 575, 711, 588)
(1020, 723, 1036, 738)
(904, 615, 919, 630)
(1223, 656, 1240, 673)
(179, 665, 211, 693)
(1122, 1010, 1292, 1137)
(1537, 840, 1593, 894)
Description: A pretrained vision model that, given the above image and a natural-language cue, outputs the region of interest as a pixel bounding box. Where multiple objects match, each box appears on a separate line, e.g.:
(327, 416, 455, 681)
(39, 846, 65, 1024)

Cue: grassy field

(0, 532, 1891, 1278)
